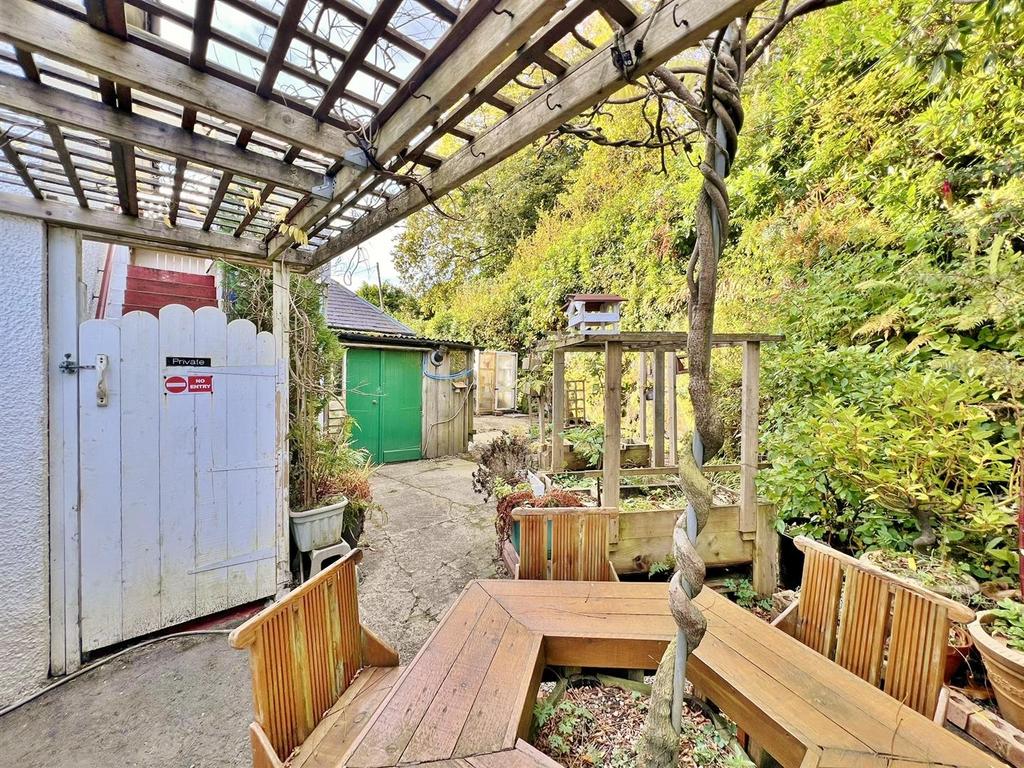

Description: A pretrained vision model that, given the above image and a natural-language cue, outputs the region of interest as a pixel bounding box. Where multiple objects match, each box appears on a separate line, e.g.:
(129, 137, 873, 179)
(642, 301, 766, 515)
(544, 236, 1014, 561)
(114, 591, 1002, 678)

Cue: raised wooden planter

(611, 503, 765, 574)
(509, 502, 770, 576)
(562, 443, 652, 471)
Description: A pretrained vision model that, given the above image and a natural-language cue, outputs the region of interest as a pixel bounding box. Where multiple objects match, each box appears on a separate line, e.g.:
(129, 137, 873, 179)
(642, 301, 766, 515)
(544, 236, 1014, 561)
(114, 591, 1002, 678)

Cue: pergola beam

(0, 0, 357, 157)
(0, 73, 328, 195)
(86, 0, 138, 216)
(0, 192, 307, 265)
(307, 0, 760, 269)
(0, 140, 44, 200)
(15, 49, 90, 208)
(267, 0, 565, 258)
(403, 0, 599, 167)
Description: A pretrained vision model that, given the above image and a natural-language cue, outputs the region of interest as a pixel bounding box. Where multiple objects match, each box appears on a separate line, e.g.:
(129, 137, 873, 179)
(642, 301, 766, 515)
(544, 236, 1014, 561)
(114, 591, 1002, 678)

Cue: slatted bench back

(228, 549, 365, 761)
(513, 507, 617, 581)
(792, 537, 974, 717)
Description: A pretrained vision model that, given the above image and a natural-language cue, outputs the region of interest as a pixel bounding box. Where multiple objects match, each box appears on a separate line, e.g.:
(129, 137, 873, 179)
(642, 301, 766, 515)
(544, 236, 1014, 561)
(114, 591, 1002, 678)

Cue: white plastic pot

(290, 497, 349, 552)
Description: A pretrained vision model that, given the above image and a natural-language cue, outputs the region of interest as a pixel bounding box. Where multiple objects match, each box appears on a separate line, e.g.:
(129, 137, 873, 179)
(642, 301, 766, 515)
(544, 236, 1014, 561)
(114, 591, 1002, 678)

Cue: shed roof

(324, 280, 415, 337)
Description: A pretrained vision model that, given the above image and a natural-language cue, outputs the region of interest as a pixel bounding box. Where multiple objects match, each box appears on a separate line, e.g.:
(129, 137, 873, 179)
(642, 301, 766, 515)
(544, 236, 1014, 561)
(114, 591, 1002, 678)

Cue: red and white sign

(165, 374, 214, 394)
(164, 375, 188, 394)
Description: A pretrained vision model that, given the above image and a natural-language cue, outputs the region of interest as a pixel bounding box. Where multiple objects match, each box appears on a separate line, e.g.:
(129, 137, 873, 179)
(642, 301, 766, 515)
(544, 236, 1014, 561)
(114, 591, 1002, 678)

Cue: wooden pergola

(533, 331, 784, 591)
(0, 0, 759, 272)
(536, 331, 783, 510)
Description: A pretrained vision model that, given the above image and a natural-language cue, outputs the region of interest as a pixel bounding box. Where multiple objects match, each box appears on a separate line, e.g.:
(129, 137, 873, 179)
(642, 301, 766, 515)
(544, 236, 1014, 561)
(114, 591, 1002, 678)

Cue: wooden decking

(308, 580, 1000, 768)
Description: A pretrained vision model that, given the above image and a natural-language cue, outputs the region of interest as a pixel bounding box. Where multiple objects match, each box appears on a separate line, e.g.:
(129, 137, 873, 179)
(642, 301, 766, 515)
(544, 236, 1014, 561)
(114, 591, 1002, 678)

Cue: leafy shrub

(763, 348, 1018, 579)
(561, 424, 605, 468)
(472, 432, 534, 501)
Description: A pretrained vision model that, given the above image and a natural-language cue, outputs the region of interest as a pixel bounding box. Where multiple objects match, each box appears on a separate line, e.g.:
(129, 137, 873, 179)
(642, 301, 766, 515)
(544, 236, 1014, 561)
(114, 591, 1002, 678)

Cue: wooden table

(322, 580, 1002, 767)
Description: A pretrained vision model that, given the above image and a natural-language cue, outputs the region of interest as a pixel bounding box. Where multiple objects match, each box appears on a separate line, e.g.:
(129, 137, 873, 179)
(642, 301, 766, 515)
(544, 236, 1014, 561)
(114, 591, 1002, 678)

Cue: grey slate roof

(324, 279, 415, 336)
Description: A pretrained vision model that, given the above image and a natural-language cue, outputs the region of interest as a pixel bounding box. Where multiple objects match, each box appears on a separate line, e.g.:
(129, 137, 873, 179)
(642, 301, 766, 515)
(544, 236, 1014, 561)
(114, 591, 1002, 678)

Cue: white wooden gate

(78, 305, 278, 651)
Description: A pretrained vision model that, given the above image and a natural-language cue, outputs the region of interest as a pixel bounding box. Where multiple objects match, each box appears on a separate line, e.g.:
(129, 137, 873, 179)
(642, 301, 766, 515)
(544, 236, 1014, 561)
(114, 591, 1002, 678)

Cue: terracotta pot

(969, 611, 1024, 728)
(944, 626, 973, 683)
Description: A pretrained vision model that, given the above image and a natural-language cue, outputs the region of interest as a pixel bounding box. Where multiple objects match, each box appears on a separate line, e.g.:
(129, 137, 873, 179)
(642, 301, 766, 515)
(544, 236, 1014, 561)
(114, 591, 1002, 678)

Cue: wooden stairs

(121, 265, 218, 316)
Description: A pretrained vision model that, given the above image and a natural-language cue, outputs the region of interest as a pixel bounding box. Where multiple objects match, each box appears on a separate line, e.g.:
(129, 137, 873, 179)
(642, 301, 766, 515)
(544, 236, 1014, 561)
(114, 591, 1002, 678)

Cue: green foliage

(354, 281, 421, 324)
(394, 142, 581, 298)
(392, 0, 1024, 578)
(222, 265, 357, 513)
(561, 424, 605, 467)
(988, 599, 1024, 652)
(648, 554, 676, 580)
(722, 578, 773, 613)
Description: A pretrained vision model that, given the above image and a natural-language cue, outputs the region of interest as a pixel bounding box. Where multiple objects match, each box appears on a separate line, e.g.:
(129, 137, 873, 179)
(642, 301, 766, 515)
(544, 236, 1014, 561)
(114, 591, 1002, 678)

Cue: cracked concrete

(356, 456, 499, 661)
(0, 453, 500, 767)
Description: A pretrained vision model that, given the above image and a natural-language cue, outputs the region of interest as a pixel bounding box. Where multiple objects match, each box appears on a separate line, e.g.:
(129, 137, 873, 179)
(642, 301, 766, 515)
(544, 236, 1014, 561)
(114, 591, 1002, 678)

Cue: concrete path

(357, 457, 498, 661)
(0, 455, 498, 767)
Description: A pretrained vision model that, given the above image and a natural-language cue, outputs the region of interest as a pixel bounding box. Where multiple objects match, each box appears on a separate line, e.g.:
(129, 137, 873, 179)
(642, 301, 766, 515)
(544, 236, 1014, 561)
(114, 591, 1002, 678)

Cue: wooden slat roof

(0, 0, 760, 270)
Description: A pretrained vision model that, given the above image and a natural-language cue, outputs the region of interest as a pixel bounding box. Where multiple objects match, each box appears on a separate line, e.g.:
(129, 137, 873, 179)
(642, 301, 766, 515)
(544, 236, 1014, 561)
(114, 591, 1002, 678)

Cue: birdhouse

(563, 293, 625, 335)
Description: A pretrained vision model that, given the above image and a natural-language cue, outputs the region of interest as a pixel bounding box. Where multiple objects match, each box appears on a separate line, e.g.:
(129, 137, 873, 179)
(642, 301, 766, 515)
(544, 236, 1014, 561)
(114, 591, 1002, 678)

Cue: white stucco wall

(0, 212, 50, 706)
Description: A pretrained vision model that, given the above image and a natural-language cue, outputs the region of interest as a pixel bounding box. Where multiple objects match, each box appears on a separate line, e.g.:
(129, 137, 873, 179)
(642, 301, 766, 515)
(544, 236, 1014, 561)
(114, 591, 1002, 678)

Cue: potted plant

(223, 265, 376, 558)
(969, 599, 1024, 728)
(291, 421, 377, 551)
(945, 624, 973, 683)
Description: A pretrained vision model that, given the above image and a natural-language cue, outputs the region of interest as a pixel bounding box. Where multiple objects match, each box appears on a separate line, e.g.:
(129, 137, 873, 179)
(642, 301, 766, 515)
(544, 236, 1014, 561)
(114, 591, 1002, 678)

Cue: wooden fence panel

(79, 318, 122, 650)
(118, 311, 162, 637)
(78, 306, 277, 651)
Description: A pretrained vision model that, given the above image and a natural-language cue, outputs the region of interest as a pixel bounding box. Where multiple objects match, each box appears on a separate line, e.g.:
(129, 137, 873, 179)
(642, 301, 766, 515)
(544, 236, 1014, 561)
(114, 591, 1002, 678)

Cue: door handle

(372, 399, 378, 405)
(95, 354, 109, 407)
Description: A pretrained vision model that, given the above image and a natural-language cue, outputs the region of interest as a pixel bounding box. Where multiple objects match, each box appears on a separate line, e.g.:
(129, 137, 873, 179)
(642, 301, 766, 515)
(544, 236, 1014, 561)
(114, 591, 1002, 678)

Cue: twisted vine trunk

(639, 30, 744, 766)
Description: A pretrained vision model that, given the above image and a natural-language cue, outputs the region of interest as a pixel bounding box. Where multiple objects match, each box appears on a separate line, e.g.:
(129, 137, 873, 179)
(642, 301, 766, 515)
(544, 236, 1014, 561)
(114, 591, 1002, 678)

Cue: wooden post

(668, 352, 678, 465)
(638, 351, 647, 444)
(740, 341, 760, 534)
(551, 349, 565, 472)
(538, 390, 546, 467)
(272, 261, 291, 589)
(47, 225, 82, 674)
(603, 342, 622, 509)
(653, 350, 666, 467)
(753, 502, 780, 598)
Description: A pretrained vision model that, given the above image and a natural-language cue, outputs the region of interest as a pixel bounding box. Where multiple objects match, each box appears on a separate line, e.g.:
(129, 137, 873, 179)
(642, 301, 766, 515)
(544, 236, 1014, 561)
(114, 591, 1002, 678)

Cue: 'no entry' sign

(165, 375, 187, 394)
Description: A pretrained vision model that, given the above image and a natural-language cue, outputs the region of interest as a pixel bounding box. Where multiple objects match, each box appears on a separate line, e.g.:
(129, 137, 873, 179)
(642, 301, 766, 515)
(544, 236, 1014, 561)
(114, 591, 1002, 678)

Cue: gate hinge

(59, 353, 95, 374)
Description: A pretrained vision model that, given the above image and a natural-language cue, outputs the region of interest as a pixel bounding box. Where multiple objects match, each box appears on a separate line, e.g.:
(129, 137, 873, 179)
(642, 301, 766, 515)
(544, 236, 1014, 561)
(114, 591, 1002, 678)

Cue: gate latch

(95, 354, 109, 407)
(59, 353, 110, 406)
(59, 353, 94, 374)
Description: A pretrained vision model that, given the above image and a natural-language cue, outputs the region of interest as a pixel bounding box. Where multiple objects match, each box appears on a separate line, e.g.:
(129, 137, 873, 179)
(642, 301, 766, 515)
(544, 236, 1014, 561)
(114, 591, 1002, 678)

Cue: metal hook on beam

(469, 144, 486, 158)
(492, 6, 514, 18)
(545, 93, 562, 111)
(672, 4, 689, 28)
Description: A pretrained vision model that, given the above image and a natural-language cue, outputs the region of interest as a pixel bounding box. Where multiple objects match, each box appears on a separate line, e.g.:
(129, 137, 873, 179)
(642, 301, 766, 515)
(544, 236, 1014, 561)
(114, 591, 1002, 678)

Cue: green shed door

(380, 350, 423, 463)
(345, 348, 422, 464)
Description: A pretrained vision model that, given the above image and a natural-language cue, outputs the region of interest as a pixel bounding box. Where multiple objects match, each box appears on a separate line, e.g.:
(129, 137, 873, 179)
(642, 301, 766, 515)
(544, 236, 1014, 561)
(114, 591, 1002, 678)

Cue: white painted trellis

(78, 304, 278, 651)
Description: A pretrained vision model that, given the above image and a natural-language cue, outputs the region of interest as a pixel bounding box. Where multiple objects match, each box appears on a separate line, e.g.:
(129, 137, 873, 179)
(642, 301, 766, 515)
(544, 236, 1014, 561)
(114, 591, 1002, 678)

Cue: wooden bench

(773, 536, 976, 721)
(513, 507, 617, 581)
(228, 549, 401, 768)
(249, 578, 999, 768)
